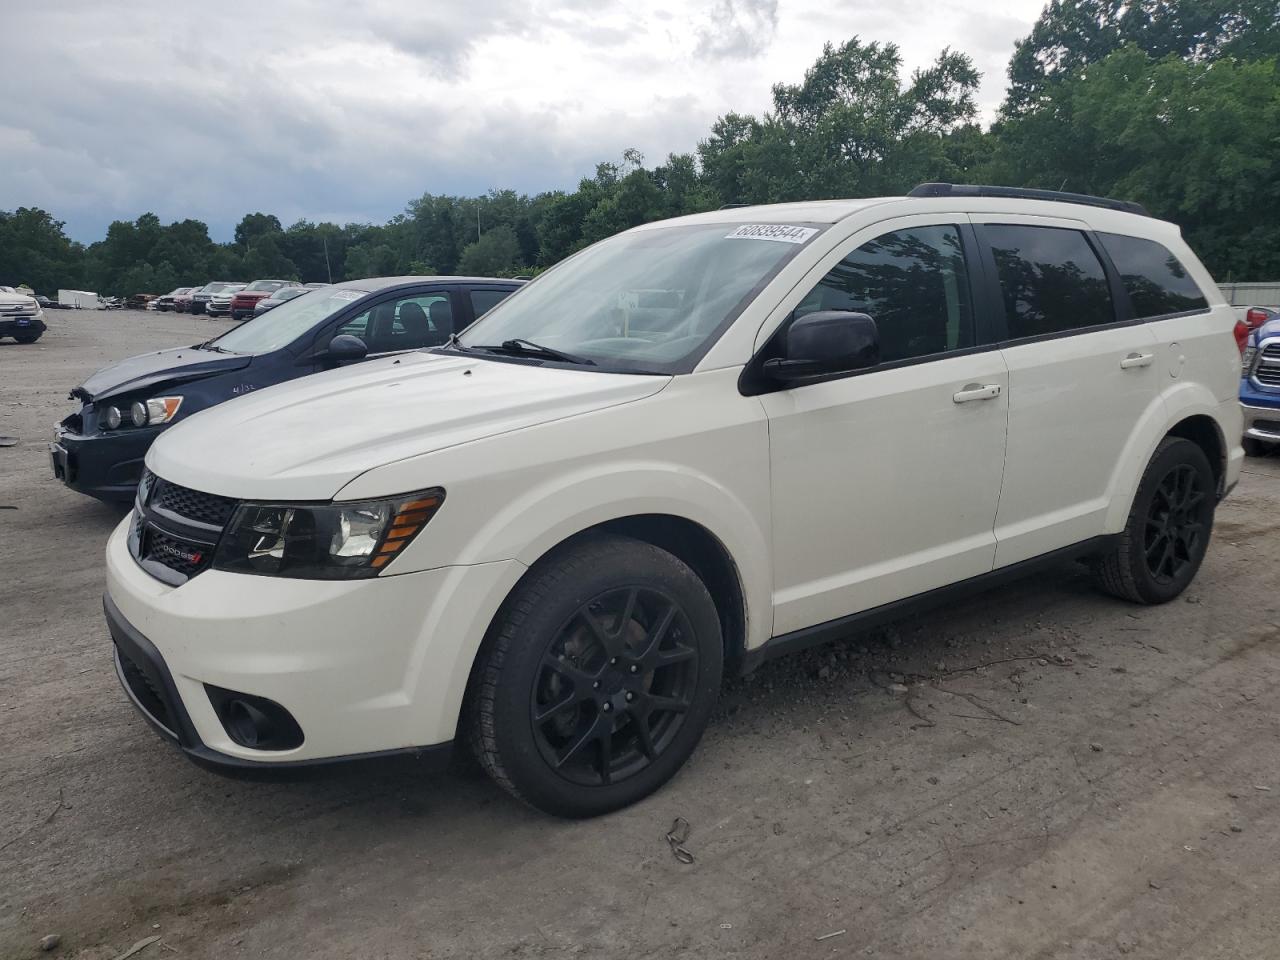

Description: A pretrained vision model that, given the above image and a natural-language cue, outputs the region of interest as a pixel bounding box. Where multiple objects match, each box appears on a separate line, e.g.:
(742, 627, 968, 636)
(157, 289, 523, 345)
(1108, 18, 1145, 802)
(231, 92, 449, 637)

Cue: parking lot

(1, 309, 1278, 959)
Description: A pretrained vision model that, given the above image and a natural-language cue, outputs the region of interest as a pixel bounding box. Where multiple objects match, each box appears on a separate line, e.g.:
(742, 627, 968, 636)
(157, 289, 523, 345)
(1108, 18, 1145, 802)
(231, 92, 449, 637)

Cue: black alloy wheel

(1094, 436, 1215, 604)
(1143, 462, 1207, 585)
(469, 535, 723, 817)
(532, 586, 699, 787)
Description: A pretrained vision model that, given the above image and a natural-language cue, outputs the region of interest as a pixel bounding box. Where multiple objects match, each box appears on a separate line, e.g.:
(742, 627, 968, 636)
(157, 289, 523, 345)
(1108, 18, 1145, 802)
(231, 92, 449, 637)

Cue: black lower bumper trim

(104, 593, 453, 779)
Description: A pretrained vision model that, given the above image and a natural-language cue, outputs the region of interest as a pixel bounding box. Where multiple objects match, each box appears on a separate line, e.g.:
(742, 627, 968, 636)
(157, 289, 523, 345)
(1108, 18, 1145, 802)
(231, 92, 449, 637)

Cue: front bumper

(52, 422, 161, 501)
(104, 516, 525, 768)
(0, 315, 45, 337)
(1242, 402, 1280, 444)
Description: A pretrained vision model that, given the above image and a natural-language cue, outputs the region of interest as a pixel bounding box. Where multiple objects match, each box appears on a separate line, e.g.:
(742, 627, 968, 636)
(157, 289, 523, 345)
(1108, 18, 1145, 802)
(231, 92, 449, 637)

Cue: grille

(151, 477, 237, 527)
(141, 526, 213, 578)
(1254, 418, 1280, 434)
(137, 468, 157, 505)
(1256, 344, 1280, 386)
(132, 470, 236, 581)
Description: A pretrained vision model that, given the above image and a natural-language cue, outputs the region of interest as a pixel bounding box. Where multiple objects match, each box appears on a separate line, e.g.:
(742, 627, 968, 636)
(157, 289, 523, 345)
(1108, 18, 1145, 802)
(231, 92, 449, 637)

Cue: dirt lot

(1, 309, 1278, 960)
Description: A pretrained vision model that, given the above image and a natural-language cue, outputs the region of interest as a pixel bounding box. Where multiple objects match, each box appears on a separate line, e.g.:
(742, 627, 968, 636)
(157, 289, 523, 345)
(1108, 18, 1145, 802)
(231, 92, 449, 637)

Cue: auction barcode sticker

(725, 224, 819, 244)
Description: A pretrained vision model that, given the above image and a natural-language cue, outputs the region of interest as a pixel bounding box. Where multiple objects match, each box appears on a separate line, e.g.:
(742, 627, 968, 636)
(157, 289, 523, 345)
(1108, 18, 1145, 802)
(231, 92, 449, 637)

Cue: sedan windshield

(246, 280, 287, 293)
(211, 287, 369, 354)
(457, 222, 820, 373)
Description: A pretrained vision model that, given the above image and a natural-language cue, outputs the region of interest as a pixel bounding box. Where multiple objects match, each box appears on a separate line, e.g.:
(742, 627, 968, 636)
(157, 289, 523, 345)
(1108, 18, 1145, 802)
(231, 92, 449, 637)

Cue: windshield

(270, 288, 307, 302)
(246, 280, 287, 292)
(457, 222, 820, 373)
(212, 286, 369, 354)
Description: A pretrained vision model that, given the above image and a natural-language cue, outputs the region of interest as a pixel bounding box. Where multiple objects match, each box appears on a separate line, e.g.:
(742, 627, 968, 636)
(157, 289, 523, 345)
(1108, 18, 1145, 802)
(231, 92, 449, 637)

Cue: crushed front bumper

(52, 420, 159, 502)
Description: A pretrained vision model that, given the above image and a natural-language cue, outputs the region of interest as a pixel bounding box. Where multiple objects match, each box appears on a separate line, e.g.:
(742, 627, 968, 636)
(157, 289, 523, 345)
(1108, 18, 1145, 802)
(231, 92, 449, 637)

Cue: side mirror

(763, 310, 880, 382)
(325, 334, 368, 364)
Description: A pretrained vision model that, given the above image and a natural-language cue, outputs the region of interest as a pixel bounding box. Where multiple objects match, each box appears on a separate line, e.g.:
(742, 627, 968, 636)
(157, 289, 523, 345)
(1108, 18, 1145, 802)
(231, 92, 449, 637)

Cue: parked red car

(230, 280, 300, 321)
(172, 288, 200, 313)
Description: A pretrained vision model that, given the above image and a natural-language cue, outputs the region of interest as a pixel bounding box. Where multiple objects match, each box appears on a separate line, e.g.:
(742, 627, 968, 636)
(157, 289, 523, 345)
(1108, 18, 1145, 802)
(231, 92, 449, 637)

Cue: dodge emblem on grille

(155, 541, 202, 565)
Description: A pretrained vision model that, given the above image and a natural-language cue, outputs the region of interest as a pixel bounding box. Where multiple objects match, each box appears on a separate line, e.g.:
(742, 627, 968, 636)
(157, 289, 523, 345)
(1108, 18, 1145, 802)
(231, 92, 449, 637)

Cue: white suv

(104, 184, 1244, 816)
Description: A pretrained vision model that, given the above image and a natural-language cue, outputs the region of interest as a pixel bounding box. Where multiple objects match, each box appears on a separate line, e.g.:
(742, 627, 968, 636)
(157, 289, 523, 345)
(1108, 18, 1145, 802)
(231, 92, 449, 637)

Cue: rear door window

(983, 225, 1115, 338)
(469, 288, 514, 320)
(1097, 233, 1208, 318)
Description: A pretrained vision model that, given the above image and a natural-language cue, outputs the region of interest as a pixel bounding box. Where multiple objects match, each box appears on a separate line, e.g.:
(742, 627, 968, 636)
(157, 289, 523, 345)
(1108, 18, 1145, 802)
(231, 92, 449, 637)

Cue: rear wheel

(1093, 437, 1215, 604)
(468, 535, 723, 818)
(13, 332, 41, 344)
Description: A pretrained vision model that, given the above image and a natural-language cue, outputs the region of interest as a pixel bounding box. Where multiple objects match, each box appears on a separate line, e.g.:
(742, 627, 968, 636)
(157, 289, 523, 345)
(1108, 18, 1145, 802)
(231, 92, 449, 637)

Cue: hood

(148, 351, 670, 500)
(232, 290, 272, 300)
(72, 346, 251, 403)
(1254, 316, 1280, 344)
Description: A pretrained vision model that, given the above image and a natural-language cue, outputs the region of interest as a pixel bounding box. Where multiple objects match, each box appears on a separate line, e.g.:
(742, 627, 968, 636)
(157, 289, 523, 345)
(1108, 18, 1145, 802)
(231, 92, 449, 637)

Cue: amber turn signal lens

(371, 491, 445, 571)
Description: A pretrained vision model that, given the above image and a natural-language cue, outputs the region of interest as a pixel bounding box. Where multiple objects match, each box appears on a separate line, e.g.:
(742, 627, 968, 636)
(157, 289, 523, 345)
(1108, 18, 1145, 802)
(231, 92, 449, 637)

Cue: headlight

(212, 488, 445, 579)
(1242, 346, 1257, 376)
(127, 396, 183, 427)
(104, 406, 122, 429)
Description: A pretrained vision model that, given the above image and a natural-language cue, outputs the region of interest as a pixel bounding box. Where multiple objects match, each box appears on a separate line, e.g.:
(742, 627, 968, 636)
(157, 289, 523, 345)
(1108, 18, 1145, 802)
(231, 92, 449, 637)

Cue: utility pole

(477, 202, 482, 243)
(322, 235, 333, 284)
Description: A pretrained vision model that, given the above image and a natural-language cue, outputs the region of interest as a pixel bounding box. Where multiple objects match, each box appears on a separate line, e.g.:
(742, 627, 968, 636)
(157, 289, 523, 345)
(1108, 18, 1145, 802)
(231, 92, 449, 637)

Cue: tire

(14, 332, 41, 344)
(1243, 437, 1268, 458)
(1093, 437, 1215, 604)
(468, 535, 723, 818)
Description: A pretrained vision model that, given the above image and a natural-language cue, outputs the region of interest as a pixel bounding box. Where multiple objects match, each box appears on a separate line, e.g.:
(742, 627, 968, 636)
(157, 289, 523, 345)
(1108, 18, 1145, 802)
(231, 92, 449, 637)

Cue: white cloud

(695, 0, 780, 59)
(0, 0, 1045, 241)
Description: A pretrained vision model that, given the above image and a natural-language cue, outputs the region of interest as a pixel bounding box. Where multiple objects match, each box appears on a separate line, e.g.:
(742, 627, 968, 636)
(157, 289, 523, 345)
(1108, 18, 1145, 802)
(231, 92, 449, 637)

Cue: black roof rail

(908, 182, 1150, 217)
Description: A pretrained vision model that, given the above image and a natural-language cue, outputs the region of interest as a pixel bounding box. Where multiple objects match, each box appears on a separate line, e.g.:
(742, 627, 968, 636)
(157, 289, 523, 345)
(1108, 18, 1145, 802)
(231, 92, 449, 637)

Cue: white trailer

(57, 289, 103, 309)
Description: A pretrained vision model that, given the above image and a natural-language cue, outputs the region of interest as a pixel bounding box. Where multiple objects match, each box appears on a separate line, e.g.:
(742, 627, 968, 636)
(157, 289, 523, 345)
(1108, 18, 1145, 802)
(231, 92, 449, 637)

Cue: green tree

(699, 39, 981, 205)
(1002, 0, 1280, 118)
(234, 212, 284, 247)
(0, 207, 86, 293)
(456, 225, 522, 276)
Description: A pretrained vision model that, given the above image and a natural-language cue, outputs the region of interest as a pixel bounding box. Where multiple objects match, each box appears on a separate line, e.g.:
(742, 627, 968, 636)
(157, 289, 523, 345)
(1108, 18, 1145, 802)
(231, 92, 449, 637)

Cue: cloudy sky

(2, 0, 1046, 242)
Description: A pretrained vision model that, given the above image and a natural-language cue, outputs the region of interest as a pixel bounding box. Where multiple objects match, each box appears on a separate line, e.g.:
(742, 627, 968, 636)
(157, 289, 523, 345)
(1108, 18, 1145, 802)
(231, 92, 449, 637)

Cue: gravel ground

(2, 310, 1279, 960)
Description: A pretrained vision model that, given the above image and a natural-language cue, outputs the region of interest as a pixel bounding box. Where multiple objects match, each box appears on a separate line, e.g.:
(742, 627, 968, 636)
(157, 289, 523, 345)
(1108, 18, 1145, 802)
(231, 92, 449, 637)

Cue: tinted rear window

(1098, 233, 1208, 319)
(984, 225, 1115, 338)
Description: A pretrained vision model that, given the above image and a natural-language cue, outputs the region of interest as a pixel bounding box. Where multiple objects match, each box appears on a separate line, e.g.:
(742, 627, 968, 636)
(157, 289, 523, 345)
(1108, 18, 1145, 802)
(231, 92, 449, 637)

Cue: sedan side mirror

(325, 334, 368, 364)
(763, 310, 880, 382)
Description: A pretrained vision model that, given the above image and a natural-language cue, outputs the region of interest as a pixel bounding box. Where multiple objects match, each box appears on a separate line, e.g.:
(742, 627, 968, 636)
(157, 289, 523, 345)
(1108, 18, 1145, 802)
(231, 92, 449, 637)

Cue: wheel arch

(1105, 384, 1231, 532)
(1165, 414, 1225, 492)
(452, 512, 754, 754)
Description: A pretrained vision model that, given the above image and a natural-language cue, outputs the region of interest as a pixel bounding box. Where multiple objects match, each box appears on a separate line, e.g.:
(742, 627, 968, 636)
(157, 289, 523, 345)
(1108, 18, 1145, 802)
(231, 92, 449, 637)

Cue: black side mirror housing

(763, 310, 880, 382)
(324, 334, 368, 365)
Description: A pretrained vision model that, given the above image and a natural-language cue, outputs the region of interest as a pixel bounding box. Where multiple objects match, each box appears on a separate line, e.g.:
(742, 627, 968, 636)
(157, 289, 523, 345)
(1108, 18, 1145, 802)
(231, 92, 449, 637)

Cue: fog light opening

(206, 685, 304, 751)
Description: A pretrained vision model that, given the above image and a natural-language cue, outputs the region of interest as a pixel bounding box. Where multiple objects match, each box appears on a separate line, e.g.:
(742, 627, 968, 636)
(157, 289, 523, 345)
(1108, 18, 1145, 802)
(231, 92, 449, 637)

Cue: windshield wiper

(194, 340, 234, 354)
(473, 338, 596, 366)
(443, 333, 471, 352)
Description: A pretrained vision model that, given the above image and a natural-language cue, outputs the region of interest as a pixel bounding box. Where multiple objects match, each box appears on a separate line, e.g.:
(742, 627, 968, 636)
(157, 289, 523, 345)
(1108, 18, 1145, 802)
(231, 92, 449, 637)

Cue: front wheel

(1243, 437, 1269, 458)
(1093, 437, 1215, 604)
(468, 535, 723, 817)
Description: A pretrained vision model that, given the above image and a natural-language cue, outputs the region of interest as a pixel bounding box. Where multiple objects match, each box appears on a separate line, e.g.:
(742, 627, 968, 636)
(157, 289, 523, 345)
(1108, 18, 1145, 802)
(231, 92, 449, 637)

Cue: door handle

(1120, 352, 1154, 369)
(952, 383, 1002, 403)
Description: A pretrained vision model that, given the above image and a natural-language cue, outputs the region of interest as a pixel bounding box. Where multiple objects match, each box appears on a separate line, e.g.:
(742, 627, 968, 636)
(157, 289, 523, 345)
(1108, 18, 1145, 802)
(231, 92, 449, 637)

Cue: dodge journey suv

(104, 184, 1243, 817)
